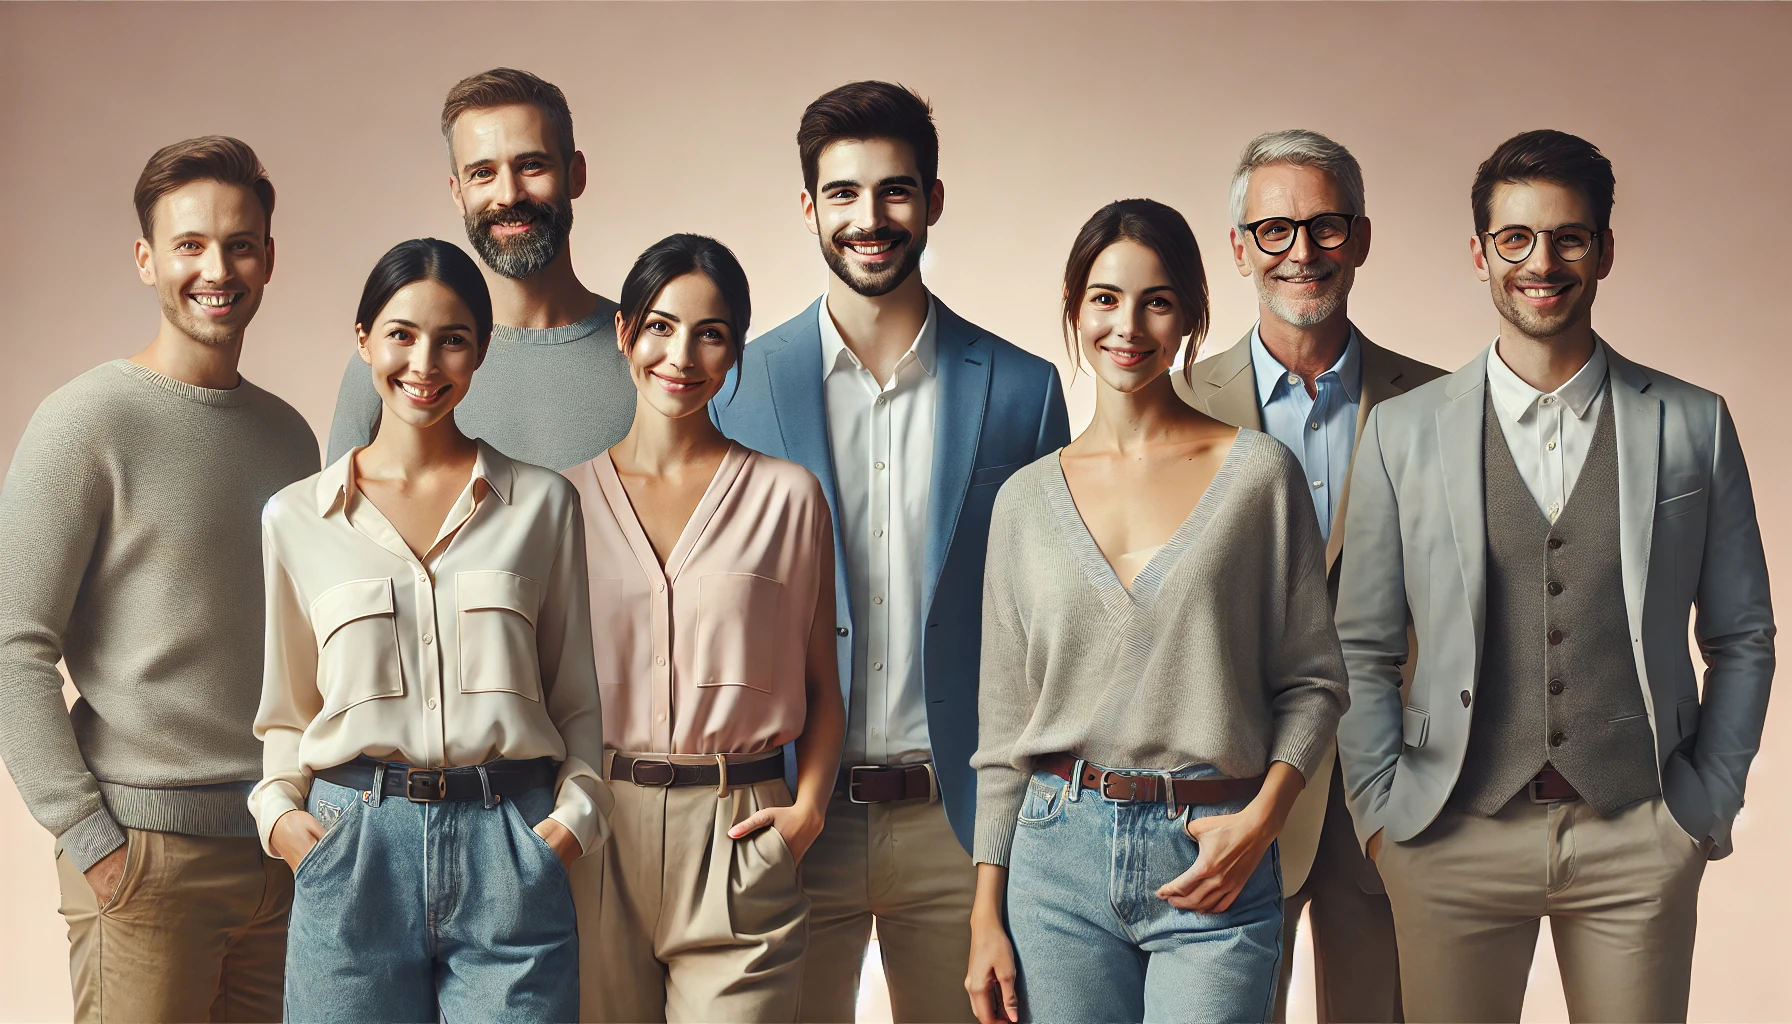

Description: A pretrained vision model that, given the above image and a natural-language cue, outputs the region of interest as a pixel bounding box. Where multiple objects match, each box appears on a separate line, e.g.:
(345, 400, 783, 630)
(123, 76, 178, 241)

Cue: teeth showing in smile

(848, 241, 895, 255)
(1521, 284, 1570, 298)
(191, 293, 239, 307)
(397, 381, 445, 400)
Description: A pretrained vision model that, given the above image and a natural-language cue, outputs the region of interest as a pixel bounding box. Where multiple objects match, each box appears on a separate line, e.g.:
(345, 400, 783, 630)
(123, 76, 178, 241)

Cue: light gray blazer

(1335, 341, 1774, 859)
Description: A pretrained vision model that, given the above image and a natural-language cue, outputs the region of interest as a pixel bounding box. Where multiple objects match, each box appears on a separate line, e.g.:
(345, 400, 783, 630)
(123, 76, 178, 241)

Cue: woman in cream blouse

(563, 234, 845, 1024)
(251, 238, 606, 1021)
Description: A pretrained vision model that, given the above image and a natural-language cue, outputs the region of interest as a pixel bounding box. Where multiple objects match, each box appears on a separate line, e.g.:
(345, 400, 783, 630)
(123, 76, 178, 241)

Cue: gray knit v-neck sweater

(971, 431, 1349, 867)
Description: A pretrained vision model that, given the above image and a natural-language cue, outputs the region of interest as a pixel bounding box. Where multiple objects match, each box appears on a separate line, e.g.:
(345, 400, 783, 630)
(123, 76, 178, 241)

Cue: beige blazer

(1176, 326, 1444, 894)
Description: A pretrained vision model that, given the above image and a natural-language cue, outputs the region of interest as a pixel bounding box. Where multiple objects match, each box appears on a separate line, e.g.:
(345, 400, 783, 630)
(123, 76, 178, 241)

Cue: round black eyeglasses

(1240, 213, 1357, 255)
(1482, 225, 1600, 264)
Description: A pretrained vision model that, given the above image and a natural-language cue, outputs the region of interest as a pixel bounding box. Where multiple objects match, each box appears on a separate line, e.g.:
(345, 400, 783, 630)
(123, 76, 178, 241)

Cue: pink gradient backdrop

(1, 3, 1786, 1020)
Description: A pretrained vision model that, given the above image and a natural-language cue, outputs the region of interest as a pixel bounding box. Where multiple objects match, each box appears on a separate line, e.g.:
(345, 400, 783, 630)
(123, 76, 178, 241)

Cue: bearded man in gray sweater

(0, 137, 318, 1023)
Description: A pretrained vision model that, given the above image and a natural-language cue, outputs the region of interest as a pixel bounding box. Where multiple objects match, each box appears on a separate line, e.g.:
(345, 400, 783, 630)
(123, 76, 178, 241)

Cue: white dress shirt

(1485, 338, 1609, 522)
(821, 295, 939, 765)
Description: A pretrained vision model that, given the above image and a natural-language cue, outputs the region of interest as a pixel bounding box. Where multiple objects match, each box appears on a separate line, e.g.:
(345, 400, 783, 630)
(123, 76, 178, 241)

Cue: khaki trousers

(571, 754, 807, 1023)
(54, 830, 291, 1024)
(797, 795, 976, 1023)
(1378, 795, 1705, 1023)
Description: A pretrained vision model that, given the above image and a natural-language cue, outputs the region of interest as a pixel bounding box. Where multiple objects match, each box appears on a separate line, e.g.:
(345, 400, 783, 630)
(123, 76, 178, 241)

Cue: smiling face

(1472, 179, 1613, 343)
(134, 180, 273, 347)
(620, 272, 738, 421)
(1075, 240, 1190, 394)
(1232, 162, 1366, 330)
(803, 137, 943, 297)
(357, 279, 485, 432)
(449, 103, 584, 280)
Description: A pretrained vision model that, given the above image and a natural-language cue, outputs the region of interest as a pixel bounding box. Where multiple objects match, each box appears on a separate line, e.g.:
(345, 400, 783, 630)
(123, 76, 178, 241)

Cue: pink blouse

(565, 443, 834, 755)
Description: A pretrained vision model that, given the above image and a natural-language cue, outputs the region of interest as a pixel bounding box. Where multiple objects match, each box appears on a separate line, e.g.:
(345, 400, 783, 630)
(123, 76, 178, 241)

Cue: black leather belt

(314, 756, 556, 803)
(835, 763, 933, 803)
(610, 750, 785, 788)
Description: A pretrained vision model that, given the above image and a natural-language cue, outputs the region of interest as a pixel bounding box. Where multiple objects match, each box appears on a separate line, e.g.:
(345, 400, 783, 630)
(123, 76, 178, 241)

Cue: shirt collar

(314, 438, 514, 517)
(1486, 337, 1608, 422)
(819, 293, 939, 381)
(1249, 322, 1363, 408)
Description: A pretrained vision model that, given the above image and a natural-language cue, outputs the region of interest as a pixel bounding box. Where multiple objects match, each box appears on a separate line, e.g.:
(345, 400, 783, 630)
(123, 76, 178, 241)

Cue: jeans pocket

(505, 797, 571, 883)
(295, 789, 362, 884)
(1016, 776, 1068, 828)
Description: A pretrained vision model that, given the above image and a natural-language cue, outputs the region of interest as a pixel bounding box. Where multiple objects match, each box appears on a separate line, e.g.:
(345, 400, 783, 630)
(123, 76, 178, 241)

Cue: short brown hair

(133, 136, 275, 241)
(1471, 129, 1615, 235)
(797, 81, 938, 199)
(441, 68, 576, 168)
(1062, 199, 1211, 384)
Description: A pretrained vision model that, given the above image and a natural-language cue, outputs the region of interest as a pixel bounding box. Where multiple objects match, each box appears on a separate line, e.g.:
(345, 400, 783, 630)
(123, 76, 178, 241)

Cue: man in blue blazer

(714, 82, 1068, 1022)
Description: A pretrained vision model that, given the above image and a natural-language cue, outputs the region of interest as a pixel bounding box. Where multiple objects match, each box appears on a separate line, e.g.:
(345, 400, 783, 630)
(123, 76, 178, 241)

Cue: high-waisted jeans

(283, 776, 579, 1022)
(1005, 765, 1284, 1023)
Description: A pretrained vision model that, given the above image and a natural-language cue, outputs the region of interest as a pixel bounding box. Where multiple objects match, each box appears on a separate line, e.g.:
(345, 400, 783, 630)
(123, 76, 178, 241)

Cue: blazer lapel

(764, 300, 842, 513)
(924, 301, 992, 615)
(1605, 342, 1661, 661)
(1327, 331, 1404, 569)
(1200, 330, 1264, 431)
(1436, 349, 1491, 670)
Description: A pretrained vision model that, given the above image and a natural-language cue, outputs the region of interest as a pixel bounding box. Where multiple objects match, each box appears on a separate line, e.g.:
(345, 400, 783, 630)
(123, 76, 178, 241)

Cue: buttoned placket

(863, 359, 905, 765)
(1300, 372, 1337, 538)
(649, 567, 673, 750)
(1538, 394, 1565, 522)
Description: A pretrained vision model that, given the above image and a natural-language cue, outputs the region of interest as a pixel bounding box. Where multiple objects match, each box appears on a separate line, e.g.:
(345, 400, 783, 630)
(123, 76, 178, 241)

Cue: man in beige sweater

(0, 137, 318, 1023)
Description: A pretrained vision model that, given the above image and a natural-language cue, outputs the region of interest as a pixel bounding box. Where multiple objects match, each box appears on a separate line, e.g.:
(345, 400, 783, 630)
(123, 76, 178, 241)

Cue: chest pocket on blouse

(311, 578, 404, 719)
(457, 571, 544, 702)
(695, 573, 784, 693)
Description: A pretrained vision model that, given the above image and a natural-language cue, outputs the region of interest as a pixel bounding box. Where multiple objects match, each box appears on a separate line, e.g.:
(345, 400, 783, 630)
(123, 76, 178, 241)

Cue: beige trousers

(797, 795, 977, 1023)
(571, 754, 808, 1023)
(54, 830, 291, 1024)
(1378, 795, 1705, 1023)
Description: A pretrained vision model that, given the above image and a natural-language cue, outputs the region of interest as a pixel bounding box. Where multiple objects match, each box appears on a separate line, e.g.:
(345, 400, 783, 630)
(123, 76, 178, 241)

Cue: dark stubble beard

(465, 195, 574, 280)
(821, 227, 927, 298)
(1491, 274, 1593, 340)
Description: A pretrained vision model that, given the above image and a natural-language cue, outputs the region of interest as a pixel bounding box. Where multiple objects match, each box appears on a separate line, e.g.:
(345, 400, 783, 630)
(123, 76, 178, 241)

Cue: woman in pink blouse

(564, 234, 845, 1023)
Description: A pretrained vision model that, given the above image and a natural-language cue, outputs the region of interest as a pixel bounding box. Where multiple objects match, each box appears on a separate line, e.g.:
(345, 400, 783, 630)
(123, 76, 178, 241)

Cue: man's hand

(1367, 829, 1384, 862)
(728, 800, 826, 864)
(83, 843, 128, 907)
(533, 817, 582, 869)
(1157, 804, 1279, 914)
(270, 810, 326, 875)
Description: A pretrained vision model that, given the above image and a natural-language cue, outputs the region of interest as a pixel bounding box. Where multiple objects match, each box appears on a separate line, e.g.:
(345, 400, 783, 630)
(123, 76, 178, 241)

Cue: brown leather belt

(610, 750, 784, 789)
(1527, 764, 1580, 803)
(1037, 753, 1264, 807)
(835, 763, 933, 804)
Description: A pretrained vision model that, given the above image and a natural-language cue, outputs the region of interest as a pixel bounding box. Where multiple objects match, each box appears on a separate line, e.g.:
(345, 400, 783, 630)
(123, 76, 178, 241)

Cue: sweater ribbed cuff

(58, 807, 127, 873)
(972, 765, 1030, 867)
(1270, 722, 1336, 788)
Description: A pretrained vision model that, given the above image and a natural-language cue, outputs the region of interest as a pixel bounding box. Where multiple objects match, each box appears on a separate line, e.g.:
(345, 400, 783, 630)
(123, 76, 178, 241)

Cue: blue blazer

(713, 297, 1070, 853)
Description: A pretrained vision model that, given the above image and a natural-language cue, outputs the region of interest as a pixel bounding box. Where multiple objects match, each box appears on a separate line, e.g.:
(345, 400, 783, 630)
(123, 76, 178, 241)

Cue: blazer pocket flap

(1402, 706, 1430, 749)
(1676, 698, 1700, 740)
(969, 461, 1027, 487)
(1654, 488, 1705, 520)
(310, 578, 396, 648)
(456, 571, 542, 626)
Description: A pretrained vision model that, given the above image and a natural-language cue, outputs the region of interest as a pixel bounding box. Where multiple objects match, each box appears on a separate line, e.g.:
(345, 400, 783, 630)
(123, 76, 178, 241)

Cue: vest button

(1548, 538, 1563, 550)
(1549, 679, 1565, 695)
(1548, 629, 1564, 645)
(1460, 690, 1472, 707)
(1551, 731, 1567, 747)
(1547, 581, 1563, 596)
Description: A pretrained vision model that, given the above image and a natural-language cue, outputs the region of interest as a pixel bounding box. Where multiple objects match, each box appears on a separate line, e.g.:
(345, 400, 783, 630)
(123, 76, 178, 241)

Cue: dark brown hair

(1471, 129, 1615, 235)
(617, 234, 752, 374)
(355, 239, 494, 349)
(797, 81, 938, 199)
(133, 136, 274, 241)
(441, 68, 576, 168)
(1061, 199, 1211, 383)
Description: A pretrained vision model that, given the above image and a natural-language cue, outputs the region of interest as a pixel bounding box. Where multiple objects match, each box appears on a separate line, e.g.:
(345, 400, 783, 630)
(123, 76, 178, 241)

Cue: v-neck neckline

(1049, 432, 1246, 608)
(595, 442, 750, 584)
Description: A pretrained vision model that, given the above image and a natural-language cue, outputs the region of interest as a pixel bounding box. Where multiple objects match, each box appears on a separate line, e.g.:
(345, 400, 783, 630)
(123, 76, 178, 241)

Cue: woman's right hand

(271, 810, 326, 875)
(966, 910, 1020, 1024)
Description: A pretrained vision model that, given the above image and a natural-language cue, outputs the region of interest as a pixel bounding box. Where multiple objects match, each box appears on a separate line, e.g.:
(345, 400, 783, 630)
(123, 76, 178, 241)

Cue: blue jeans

(1006, 766, 1283, 1023)
(284, 776, 579, 1022)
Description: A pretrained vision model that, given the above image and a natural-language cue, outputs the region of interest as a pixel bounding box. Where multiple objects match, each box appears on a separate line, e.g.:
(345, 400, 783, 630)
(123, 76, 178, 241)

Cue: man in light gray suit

(1177, 129, 1441, 1024)
(1335, 130, 1774, 1022)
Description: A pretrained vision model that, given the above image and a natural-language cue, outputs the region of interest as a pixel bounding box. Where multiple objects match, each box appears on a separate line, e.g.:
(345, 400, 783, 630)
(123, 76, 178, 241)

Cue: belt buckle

(404, 768, 446, 803)
(629, 759, 676, 787)
(846, 765, 882, 804)
(1099, 769, 1150, 803)
(1528, 775, 1564, 804)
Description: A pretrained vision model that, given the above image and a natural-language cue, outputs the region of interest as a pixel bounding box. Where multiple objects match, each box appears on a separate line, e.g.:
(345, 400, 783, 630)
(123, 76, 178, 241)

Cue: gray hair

(1228, 129, 1366, 227)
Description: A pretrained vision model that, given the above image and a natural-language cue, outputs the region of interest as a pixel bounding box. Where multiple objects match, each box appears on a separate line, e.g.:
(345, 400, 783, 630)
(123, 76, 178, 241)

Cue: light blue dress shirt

(1250, 325, 1362, 540)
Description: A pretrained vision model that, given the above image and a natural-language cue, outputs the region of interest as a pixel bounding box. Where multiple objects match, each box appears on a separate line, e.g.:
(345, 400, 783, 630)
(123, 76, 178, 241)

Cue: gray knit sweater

(0, 362, 318, 871)
(971, 431, 1349, 866)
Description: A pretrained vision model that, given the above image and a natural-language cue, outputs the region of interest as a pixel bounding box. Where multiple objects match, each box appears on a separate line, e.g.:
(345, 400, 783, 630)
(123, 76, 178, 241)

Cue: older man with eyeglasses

(1175, 129, 1445, 1024)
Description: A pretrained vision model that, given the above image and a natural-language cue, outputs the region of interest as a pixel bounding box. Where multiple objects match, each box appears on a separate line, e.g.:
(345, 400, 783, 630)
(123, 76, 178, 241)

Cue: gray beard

(1257, 263, 1352, 329)
(466, 202, 573, 281)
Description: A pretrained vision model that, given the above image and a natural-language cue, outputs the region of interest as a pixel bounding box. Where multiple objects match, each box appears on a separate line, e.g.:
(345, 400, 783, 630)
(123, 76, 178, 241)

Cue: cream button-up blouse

(565, 443, 833, 756)
(249, 441, 610, 856)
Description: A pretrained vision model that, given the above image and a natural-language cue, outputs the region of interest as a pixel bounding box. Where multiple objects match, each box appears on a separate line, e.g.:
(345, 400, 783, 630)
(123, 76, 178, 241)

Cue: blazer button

(1547, 537, 1563, 550)
(1550, 731, 1567, 747)
(836, 626, 849, 637)
(1460, 690, 1472, 708)
(1549, 679, 1565, 695)
(1547, 581, 1563, 596)
(1548, 629, 1564, 645)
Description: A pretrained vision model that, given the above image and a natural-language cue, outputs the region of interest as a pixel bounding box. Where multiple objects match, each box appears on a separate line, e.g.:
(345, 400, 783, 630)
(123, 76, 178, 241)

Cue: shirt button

(874, 461, 886, 471)
(655, 655, 666, 667)
(1541, 396, 1555, 406)
(1312, 480, 1325, 489)
(1548, 629, 1564, 645)
(1550, 731, 1567, 747)
(873, 528, 884, 538)
(876, 395, 886, 405)
(658, 713, 667, 722)
(1310, 421, 1320, 430)
(418, 573, 429, 583)
(1547, 439, 1558, 451)
(1287, 372, 1300, 387)
(426, 697, 437, 710)
(872, 661, 883, 671)
(422, 634, 433, 645)
(1549, 679, 1565, 695)
(836, 626, 849, 637)
(872, 596, 883, 605)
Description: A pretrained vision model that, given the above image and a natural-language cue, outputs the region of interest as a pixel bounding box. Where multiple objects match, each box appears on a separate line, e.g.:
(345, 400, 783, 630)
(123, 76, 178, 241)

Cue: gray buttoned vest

(1449, 387, 1660, 816)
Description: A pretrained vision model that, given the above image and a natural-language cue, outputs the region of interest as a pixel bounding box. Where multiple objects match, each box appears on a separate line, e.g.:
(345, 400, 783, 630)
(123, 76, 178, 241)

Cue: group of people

(0, 65, 1773, 1024)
